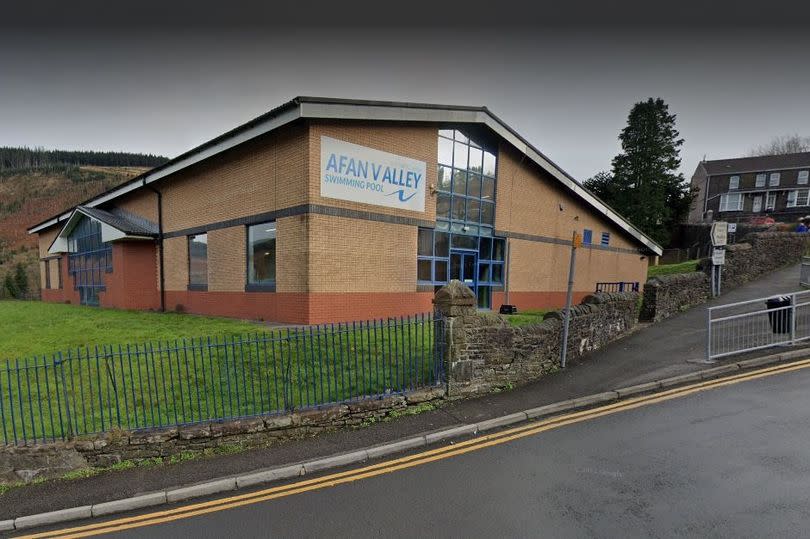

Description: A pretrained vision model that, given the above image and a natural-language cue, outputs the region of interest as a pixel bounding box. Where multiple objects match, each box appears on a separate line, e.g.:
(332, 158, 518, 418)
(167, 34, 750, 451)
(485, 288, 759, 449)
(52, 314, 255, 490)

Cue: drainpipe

(147, 185, 166, 312)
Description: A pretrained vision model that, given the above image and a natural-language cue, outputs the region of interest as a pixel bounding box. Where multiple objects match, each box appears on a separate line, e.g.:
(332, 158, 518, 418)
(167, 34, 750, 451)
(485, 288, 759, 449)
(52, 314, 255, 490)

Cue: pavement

(106, 359, 810, 538)
(0, 262, 804, 524)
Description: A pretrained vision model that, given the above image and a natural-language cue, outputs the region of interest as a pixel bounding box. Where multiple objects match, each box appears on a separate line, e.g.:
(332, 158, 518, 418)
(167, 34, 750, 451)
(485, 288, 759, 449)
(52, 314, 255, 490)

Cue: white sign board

(712, 248, 726, 266)
(727, 223, 737, 233)
(320, 136, 426, 212)
(711, 221, 728, 247)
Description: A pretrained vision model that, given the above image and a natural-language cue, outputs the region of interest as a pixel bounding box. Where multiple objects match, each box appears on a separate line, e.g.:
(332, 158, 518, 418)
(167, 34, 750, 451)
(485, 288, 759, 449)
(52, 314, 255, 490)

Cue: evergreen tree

(12, 263, 28, 299)
(584, 98, 694, 246)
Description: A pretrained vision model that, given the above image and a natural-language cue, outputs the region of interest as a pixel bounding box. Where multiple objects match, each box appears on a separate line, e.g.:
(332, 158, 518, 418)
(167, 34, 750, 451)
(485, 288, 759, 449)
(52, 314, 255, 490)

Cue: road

(35, 360, 810, 538)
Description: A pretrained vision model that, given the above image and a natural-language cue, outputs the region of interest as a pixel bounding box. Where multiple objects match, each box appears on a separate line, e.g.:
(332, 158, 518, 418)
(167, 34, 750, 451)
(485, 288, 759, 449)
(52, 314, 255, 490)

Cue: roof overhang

(29, 96, 662, 255)
(48, 207, 156, 254)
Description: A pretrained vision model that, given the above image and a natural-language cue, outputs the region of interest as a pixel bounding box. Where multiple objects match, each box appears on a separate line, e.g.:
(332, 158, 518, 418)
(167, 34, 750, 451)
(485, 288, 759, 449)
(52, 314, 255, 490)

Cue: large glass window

(67, 217, 112, 306)
(188, 234, 208, 288)
(248, 222, 276, 288)
(436, 129, 498, 235)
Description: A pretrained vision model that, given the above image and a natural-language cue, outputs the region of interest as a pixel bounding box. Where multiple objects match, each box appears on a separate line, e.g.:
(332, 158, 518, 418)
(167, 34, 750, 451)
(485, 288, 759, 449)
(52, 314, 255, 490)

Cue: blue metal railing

(0, 313, 444, 445)
(595, 282, 639, 293)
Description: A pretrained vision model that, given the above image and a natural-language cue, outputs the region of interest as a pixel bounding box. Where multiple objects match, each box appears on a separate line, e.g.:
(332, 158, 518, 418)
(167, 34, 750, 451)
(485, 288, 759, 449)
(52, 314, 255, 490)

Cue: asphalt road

(80, 362, 810, 539)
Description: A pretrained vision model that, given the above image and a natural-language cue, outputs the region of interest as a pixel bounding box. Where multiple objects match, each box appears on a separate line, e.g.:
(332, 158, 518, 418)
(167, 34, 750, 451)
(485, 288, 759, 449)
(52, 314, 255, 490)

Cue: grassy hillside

(0, 162, 164, 298)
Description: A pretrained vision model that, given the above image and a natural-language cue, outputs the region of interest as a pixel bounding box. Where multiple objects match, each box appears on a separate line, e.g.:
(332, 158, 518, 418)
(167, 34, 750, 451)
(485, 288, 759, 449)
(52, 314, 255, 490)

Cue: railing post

(57, 352, 73, 439)
(791, 292, 797, 345)
(706, 307, 712, 361)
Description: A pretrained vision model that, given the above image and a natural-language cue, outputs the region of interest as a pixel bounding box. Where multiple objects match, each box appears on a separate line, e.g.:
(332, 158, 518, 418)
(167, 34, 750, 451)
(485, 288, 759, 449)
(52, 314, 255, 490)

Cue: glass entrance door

(450, 250, 477, 295)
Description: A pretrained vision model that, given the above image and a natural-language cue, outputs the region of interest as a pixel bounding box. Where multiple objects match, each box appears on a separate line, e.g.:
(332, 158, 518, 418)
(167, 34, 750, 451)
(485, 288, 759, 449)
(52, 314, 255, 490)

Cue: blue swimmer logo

(386, 189, 417, 203)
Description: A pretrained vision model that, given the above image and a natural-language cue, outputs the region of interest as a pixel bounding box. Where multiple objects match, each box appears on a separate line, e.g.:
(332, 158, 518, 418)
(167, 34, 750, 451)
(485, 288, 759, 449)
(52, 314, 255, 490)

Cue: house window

(44, 260, 51, 289)
(755, 174, 766, 188)
(729, 175, 740, 190)
(787, 189, 810, 208)
(601, 232, 610, 246)
(769, 172, 781, 186)
(766, 192, 777, 210)
(799, 170, 809, 185)
(417, 227, 449, 284)
(247, 222, 276, 290)
(719, 193, 744, 212)
(188, 233, 208, 289)
(583, 229, 593, 245)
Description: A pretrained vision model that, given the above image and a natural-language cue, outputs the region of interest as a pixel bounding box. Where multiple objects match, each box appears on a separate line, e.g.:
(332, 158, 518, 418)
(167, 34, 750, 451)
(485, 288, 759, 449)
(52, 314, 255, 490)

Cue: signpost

(710, 222, 728, 297)
(560, 231, 581, 369)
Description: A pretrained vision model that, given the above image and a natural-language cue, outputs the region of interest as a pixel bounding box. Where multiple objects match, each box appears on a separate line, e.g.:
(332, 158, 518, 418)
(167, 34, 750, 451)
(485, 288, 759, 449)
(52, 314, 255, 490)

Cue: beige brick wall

(496, 143, 639, 252)
(160, 123, 308, 233)
(163, 236, 188, 291)
(308, 121, 437, 222)
(307, 213, 416, 293)
(207, 227, 246, 292)
(116, 190, 159, 223)
(38, 226, 59, 258)
(277, 215, 309, 293)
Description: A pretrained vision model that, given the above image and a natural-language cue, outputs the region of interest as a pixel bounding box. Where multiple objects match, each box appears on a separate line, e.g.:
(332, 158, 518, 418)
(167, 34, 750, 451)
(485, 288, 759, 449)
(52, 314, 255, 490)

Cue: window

(56, 257, 63, 289)
(755, 173, 766, 188)
(188, 234, 208, 289)
(582, 229, 593, 245)
(477, 237, 505, 285)
(766, 192, 777, 210)
(67, 217, 112, 306)
(719, 193, 744, 212)
(787, 189, 810, 208)
(729, 175, 739, 190)
(43, 260, 51, 289)
(600, 232, 610, 246)
(769, 172, 781, 186)
(417, 227, 451, 284)
(247, 222, 276, 290)
(436, 129, 497, 235)
(799, 170, 809, 185)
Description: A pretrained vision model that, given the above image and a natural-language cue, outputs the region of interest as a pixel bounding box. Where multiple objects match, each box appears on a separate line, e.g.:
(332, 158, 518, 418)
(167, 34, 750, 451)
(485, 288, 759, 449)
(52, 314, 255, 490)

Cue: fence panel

(0, 313, 443, 444)
(595, 282, 639, 293)
(801, 256, 810, 287)
(707, 290, 810, 360)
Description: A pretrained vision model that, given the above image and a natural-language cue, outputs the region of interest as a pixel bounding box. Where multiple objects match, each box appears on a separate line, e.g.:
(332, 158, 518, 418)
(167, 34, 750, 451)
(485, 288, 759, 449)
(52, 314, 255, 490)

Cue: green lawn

(0, 301, 439, 444)
(504, 309, 549, 327)
(647, 259, 701, 278)
(0, 301, 271, 360)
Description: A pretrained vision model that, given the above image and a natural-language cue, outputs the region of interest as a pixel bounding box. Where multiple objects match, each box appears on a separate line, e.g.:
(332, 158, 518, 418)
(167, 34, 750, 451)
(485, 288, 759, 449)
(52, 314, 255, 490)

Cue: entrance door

(450, 250, 477, 295)
(753, 195, 763, 213)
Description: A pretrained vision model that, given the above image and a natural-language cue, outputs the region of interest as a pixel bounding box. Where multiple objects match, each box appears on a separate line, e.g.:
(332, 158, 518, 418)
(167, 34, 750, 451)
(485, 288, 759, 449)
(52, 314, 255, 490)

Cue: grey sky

(2, 3, 810, 182)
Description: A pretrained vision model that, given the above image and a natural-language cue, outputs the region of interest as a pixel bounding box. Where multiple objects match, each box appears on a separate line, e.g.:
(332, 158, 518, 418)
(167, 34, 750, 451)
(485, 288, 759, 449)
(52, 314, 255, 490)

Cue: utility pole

(560, 231, 581, 369)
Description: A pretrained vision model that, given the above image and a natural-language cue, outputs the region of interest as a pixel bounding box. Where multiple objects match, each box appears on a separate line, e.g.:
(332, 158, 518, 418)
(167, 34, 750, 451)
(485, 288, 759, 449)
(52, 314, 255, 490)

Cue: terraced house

(689, 151, 810, 223)
(29, 97, 661, 324)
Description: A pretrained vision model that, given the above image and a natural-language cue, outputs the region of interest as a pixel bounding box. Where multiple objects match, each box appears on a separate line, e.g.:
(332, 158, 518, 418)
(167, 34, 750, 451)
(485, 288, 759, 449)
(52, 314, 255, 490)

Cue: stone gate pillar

(433, 280, 476, 396)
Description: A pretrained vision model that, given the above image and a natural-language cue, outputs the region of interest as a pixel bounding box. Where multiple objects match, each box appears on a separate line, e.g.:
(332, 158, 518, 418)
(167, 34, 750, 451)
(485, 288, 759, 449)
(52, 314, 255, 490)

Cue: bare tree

(748, 134, 810, 156)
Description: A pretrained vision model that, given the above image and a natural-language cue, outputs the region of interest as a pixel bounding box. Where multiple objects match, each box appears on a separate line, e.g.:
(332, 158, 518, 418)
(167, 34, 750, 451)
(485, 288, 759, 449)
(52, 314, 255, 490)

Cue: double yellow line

(18, 357, 810, 539)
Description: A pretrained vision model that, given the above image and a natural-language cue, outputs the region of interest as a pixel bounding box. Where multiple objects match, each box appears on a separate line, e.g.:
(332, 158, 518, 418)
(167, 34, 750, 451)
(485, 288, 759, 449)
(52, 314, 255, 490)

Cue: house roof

(47, 206, 157, 254)
(77, 207, 159, 237)
(28, 96, 662, 255)
(701, 152, 810, 176)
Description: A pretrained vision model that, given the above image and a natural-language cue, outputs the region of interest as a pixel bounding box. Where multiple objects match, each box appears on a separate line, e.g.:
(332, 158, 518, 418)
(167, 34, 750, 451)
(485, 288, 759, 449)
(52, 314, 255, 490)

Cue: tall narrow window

(755, 173, 766, 187)
(583, 229, 593, 245)
(799, 170, 809, 185)
(601, 232, 611, 246)
(729, 175, 739, 190)
(769, 172, 781, 186)
(43, 260, 51, 289)
(247, 222, 276, 290)
(188, 233, 208, 289)
(766, 192, 777, 210)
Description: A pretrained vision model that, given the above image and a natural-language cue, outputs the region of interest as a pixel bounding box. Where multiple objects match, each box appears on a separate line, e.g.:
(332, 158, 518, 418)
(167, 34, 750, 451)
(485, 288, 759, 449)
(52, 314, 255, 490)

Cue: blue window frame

(417, 228, 505, 287)
(67, 217, 112, 306)
(601, 232, 610, 246)
(583, 229, 593, 245)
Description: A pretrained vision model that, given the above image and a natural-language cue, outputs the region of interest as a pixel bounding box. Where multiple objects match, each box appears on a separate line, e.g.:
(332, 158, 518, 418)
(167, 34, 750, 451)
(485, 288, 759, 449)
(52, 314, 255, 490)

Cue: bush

(3, 263, 29, 299)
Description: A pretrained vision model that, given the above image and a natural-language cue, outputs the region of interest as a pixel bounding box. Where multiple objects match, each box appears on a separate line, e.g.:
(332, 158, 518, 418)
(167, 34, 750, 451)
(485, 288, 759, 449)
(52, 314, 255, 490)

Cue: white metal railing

(801, 256, 810, 287)
(707, 290, 810, 360)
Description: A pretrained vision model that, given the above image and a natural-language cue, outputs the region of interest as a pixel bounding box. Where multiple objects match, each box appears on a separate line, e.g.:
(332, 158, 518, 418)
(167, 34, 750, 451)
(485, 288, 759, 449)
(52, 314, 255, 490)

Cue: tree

(3, 272, 17, 299)
(749, 134, 810, 156)
(13, 263, 29, 299)
(583, 98, 694, 246)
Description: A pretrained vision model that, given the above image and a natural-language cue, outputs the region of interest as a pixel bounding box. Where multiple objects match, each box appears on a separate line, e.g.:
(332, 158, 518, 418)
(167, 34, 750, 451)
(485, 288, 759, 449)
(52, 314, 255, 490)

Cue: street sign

(712, 248, 726, 266)
(711, 222, 728, 247)
(727, 223, 737, 234)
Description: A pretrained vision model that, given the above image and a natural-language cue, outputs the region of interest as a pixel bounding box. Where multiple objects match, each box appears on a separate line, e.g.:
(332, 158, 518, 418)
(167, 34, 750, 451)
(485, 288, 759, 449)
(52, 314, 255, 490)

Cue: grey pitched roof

(77, 206, 158, 237)
(702, 152, 810, 175)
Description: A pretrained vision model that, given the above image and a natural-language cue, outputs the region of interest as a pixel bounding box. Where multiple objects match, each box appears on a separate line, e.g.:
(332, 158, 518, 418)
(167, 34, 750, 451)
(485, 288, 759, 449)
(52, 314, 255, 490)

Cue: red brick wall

(99, 242, 160, 310)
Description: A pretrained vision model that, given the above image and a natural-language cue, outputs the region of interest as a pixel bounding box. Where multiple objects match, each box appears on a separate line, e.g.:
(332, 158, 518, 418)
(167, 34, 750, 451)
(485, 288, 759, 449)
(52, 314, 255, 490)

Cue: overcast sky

(2, 1, 810, 182)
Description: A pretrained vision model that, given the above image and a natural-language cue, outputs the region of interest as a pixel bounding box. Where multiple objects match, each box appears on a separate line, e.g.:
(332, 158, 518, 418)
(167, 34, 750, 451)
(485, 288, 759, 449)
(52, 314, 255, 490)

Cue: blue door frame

(450, 249, 478, 297)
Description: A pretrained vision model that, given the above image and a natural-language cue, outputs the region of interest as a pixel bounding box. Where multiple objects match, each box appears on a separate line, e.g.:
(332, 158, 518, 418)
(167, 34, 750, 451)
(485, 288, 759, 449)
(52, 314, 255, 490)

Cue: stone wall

(434, 281, 639, 397)
(640, 272, 710, 322)
(707, 232, 809, 290)
(0, 387, 444, 484)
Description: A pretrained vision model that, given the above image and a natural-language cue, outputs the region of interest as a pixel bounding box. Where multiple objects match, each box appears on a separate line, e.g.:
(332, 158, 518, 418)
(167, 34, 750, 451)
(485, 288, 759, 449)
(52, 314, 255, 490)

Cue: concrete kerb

(7, 349, 805, 533)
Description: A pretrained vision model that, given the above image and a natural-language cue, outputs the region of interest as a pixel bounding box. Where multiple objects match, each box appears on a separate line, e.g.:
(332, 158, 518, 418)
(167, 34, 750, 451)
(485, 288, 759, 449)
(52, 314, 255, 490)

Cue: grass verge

(647, 259, 700, 278)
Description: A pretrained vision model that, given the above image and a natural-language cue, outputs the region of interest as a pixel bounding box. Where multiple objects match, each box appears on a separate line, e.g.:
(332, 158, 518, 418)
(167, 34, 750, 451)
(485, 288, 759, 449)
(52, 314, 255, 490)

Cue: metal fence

(595, 282, 639, 293)
(0, 313, 443, 445)
(707, 291, 810, 360)
(801, 256, 810, 287)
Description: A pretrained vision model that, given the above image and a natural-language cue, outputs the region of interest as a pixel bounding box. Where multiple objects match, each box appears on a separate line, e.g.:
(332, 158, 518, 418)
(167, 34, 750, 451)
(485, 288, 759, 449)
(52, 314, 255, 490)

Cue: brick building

(689, 152, 810, 223)
(29, 97, 661, 324)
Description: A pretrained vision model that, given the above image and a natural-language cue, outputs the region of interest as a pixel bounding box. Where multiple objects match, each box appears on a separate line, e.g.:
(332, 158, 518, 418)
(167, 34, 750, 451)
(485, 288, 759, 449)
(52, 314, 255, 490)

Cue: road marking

(20, 357, 810, 539)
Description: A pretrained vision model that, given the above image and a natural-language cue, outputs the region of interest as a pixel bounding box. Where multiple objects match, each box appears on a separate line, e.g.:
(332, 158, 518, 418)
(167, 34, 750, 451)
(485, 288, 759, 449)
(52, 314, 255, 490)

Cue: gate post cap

(433, 280, 476, 316)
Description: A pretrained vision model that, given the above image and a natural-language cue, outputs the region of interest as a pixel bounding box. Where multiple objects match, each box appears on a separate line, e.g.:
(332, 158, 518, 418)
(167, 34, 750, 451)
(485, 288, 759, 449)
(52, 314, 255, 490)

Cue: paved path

(1, 263, 804, 522)
(75, 355, 810, 537)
